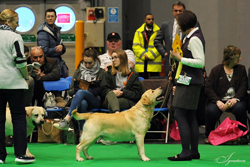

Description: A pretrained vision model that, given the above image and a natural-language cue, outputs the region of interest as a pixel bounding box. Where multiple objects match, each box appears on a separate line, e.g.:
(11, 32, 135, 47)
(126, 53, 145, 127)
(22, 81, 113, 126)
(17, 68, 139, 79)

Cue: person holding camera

(27, 46, 63, 107)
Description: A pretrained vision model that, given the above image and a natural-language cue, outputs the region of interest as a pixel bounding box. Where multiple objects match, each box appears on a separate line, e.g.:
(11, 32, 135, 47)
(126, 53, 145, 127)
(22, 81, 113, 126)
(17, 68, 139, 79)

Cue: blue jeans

(68, 89, 101, 130)
(0, 89, 27, 161)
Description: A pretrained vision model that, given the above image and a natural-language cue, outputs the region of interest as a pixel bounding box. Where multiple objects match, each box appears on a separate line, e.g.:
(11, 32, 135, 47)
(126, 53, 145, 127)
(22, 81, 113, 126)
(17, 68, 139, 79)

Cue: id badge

(177, 75, 191, 85)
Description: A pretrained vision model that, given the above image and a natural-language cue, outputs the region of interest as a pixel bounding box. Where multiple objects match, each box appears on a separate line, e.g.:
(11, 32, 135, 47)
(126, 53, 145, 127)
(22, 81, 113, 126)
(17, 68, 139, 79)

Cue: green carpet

(5, 143, 250, 167)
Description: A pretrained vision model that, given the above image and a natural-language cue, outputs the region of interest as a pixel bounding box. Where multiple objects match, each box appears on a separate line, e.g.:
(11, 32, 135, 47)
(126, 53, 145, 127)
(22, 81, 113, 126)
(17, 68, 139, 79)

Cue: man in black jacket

(27, 46, 65, 107)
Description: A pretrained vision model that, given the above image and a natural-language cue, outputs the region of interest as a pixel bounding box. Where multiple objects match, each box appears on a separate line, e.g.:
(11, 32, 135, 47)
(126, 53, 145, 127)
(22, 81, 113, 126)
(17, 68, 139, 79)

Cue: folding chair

(140, 78, 172, 143)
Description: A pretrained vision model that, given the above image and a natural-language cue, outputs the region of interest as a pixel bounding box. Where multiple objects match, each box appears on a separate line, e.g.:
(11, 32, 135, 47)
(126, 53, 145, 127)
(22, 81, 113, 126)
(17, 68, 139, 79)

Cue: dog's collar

(134, 105, 152, 121)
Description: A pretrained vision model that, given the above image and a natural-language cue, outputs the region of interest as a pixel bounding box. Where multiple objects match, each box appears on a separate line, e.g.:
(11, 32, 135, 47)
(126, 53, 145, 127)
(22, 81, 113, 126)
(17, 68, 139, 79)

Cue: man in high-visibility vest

(132, 13, 161, 79)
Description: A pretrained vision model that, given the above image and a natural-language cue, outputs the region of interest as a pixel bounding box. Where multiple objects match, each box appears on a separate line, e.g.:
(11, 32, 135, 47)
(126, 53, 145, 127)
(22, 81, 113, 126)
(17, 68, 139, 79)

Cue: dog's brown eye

(34, 114, 38, 117)
(152, 90, 154, 93)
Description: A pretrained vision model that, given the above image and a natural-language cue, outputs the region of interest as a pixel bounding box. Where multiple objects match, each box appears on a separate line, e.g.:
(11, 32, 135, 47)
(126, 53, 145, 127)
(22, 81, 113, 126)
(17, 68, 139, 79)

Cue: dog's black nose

(40, 120, 45, 124)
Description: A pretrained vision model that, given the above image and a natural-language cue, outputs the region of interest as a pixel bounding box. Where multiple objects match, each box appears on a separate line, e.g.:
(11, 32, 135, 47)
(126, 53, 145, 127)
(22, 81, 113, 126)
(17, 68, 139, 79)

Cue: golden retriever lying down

(5, 106, 46, 157)
(72, 88, 164, 161)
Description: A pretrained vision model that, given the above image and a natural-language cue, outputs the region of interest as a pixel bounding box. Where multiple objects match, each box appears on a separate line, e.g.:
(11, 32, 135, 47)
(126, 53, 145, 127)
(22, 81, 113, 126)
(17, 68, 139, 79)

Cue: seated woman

(205, 45, 248, 144)
(54, 47, 104, 133)
(101, 49, 141, 113)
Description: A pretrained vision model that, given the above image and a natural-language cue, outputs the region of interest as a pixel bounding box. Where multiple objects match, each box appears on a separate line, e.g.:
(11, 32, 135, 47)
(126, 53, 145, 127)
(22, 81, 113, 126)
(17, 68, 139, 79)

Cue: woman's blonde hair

(0, 9, 18, 25)
(111, 49, 130, 76)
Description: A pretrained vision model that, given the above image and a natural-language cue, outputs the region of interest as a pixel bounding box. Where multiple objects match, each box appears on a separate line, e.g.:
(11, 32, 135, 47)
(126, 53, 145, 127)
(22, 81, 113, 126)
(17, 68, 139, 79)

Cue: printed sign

(57, 13, 71, 24)
(108, 7, 119, 23)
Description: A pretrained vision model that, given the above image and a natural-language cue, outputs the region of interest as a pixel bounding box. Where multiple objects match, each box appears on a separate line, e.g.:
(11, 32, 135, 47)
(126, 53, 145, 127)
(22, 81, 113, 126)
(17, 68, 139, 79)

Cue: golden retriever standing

(5, 106, 46, 157)
(72, 88, 164, 162)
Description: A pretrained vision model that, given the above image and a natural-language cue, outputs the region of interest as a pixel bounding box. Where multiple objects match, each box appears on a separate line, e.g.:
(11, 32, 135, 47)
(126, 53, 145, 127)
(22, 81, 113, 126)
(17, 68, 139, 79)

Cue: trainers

(100, 139, 117, 145)
(53, 119, 69, 130)
(15, 155, 35, 163)
(0, 160, 5, 164)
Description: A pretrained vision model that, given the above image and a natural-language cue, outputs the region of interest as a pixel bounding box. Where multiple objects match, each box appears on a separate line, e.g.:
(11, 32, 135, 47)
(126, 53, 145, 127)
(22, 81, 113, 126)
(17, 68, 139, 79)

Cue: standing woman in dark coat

(168, 10, 205, 161)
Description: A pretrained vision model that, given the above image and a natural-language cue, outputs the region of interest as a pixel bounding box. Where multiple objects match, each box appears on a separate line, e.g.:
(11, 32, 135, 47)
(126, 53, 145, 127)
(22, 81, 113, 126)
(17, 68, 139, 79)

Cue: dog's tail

(71, 109, 91, 120)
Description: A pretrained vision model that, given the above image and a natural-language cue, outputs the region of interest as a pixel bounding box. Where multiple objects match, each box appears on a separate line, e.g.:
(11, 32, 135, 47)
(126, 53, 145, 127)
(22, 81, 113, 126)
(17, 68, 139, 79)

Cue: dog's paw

(86, 156, 94, 160)
(76, 157, 84, 162)
(141, 156, 150, 161)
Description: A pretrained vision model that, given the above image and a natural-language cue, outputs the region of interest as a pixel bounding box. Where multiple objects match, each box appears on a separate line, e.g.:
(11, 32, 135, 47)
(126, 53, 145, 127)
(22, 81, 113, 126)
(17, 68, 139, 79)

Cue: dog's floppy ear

(141, 95, 153, 105)
(43, 108, 47, 118)
(25, 107, 34, 118)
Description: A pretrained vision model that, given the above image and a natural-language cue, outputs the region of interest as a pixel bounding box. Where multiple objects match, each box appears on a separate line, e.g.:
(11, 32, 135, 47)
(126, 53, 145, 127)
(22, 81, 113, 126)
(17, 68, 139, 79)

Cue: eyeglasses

(174, 10, 183, 13)
(112, 56, 119, 60)
(147, 18, 154, 20)
(108, 39, 119, 43)
(32, 55, 43, 59)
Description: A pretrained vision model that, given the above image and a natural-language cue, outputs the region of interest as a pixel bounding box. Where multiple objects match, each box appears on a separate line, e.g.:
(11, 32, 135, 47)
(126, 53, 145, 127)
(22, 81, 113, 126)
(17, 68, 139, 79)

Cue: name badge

(177, 75, 191, 85)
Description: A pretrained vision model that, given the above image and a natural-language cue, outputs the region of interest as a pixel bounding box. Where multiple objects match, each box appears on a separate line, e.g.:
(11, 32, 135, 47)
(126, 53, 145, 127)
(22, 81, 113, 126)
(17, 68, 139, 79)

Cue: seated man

(99, 32, 136, 71)
(27, 46, 66, 107)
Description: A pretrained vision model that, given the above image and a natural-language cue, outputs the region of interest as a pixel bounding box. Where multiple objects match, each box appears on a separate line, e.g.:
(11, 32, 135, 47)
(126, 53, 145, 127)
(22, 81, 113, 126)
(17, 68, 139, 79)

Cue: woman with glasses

(101, 49, 141, 114)
(54, 47, 104, 134)
(205, 45, 248, 144)
(0, 9, 35, 163)
(99, 49, 141, 145)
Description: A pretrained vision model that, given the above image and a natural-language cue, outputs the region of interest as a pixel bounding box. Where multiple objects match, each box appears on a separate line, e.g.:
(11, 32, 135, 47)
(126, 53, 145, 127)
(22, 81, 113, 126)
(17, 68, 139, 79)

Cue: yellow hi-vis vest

(132, 23, 161, 73)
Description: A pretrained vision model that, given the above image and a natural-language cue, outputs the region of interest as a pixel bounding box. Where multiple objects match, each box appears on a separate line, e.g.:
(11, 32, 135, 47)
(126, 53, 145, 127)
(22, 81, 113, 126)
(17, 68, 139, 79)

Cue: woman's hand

(113, 90, 123, 97)
(216, 100, 226, 112)
(172, 86, 176, 95)
(55, 45, 63, 52)
(226, 98, 237, 108)
(26, 80, 29, 85)
(170, 50, 182, 62)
